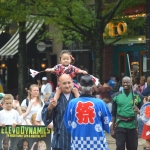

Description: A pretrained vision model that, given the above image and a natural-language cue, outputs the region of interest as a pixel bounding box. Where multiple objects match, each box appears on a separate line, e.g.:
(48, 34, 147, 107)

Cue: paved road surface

(106, 133, 145, 150)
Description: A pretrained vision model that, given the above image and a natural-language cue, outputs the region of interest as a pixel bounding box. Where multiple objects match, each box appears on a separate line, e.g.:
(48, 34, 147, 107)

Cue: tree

(0, 0, 146, 100)
(34, 0, 145, 79)
(0, 1, 42, 101)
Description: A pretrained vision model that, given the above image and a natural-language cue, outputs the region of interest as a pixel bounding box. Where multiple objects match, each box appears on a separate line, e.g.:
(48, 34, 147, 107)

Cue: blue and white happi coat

(63, 95, 112, 150)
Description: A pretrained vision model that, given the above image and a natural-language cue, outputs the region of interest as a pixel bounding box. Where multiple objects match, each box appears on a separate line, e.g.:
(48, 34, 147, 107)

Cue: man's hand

(48, 98, 57, 111)
(110, 123, 116, 139)
(133, 106, 140, 114)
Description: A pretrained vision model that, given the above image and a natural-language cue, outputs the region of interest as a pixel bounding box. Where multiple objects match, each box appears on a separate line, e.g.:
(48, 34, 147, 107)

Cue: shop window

(129, 51, 139, 80)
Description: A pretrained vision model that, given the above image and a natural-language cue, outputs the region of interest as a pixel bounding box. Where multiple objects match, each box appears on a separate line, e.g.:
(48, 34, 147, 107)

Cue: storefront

(113, 43, 146, 80)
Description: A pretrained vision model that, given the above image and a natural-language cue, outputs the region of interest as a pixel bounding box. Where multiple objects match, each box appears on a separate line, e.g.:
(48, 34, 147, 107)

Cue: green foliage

(0, 0, 146, 79)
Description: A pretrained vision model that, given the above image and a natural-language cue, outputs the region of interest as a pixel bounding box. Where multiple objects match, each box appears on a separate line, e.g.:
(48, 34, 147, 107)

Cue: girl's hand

(45, 68, 51, 72)
(82, 70, 88, 74)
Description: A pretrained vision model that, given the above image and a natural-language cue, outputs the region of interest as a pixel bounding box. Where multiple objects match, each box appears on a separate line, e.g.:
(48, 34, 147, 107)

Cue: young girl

(141, 96, 150, 150)
(45, 50, 88, 101)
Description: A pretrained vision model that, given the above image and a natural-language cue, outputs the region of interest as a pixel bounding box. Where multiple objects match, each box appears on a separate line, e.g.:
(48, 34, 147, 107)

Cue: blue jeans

(137, 117, 144, 135)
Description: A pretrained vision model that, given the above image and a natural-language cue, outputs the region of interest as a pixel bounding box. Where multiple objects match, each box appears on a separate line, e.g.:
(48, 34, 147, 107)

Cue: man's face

(23, 141, 28, 150)
(122, 79, 131, 90)
(2, 140, 10, 150)
(59, 74, 73, 94)
(42, 80, 47, 85)
(3, 99, 13, 110)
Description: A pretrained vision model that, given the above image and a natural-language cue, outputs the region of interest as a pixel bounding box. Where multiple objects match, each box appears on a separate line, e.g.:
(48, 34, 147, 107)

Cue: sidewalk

(105, 133, 145, 150)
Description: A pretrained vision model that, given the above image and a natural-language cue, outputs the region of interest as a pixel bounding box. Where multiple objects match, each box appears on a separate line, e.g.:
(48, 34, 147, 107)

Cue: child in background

(14, 99, 35, 125)
(0, 94, 21, 127)
(45, 50, 88, 101)
(35, 92, 51, 126)
(141, 96, 150, 150)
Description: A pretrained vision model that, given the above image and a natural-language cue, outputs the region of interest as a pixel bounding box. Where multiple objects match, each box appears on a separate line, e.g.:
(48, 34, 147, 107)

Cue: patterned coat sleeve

(63, 102, 72, 133)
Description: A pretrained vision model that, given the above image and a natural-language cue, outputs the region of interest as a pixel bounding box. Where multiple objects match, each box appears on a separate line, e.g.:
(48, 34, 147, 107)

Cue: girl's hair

(147, 77, 150, 86)
(30, 113, 37, 125)
(59, 50, 75, 64)
(37, 140, 47, 150)
(28, 84, 43, 106)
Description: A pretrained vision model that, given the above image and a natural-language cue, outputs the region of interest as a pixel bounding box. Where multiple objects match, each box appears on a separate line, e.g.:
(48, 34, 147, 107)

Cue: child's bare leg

(54, 87, 62, 101)
(145, 140, 150, 149)
(72, 87, 79, 98)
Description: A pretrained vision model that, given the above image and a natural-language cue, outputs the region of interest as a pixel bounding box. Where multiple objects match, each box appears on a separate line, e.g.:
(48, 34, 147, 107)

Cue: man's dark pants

(115, 127, 138, 150)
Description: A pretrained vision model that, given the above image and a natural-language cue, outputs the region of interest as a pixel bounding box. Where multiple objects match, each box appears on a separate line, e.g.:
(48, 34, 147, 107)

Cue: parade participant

(21, 84, 43, 120)
(42, 74, 76, 150)
(45, 50, 87, 103)
(0, 94, 21, 127)
(111, 76, 143, 150)
(140, 96, 150, 150)
(63, 75, 112, 149)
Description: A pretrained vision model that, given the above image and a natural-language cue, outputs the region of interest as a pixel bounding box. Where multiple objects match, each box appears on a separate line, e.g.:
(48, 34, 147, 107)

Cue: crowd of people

(0, 50, 150, 150)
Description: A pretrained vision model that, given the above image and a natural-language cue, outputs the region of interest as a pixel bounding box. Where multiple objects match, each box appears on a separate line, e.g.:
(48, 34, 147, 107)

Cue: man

(108, 75, 116, 95)
(63, 75, 112, 150)
(40, 77, 52, 101)
(0, 137, 11, 150)
(111, 76, 143, 150)
(42, 74, 76, 150)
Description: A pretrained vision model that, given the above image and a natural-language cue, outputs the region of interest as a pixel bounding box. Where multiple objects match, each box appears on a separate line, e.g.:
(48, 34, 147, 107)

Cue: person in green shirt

(111, 76, 143, 150)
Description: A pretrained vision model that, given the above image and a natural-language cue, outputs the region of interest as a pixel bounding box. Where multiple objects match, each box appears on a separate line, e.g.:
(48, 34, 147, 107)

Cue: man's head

(79, 75, 94, 94)
(42, 77, 48, 85)
(122, 76, 132, 92)
(2, 137, 11, 150)
(58, 74, 73, 94)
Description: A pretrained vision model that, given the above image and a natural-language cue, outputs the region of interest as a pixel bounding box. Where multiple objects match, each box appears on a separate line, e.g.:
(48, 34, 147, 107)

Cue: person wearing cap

(42, 74, 76, 150)
(40, 77, 52, 101)
(63, 74, 112, 150)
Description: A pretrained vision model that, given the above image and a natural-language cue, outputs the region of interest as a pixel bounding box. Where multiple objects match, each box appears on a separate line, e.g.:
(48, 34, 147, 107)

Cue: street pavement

(105, 133, 145, 150)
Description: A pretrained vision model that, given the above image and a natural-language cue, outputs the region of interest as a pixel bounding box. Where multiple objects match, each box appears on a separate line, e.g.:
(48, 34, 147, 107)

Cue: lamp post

(146, 0, 150, 78)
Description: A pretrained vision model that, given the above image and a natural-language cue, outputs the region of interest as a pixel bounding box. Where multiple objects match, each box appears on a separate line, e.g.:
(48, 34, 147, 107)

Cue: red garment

(53, 64, 79, 78)
(98, 86, 112, 103)
(142, 124, 150, 140)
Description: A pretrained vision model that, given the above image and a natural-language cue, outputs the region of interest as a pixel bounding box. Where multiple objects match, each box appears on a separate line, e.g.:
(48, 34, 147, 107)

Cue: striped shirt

(42, 92, 75, 150)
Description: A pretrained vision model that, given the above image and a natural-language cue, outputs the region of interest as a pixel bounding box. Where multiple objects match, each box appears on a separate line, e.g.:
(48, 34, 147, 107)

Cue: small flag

(90, 75, 99, 86)
(29, 69, 39, 78)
